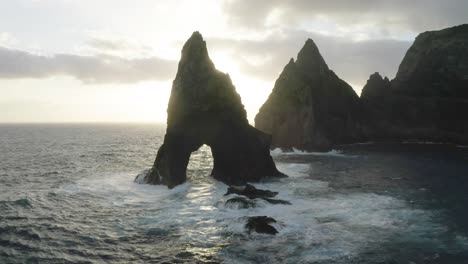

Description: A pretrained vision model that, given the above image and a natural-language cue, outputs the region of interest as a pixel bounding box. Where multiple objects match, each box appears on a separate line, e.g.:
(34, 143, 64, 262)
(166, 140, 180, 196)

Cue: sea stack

(255, 39, 365, 151)
(362, 24, 468, 143)
(137, 32, 285, 188)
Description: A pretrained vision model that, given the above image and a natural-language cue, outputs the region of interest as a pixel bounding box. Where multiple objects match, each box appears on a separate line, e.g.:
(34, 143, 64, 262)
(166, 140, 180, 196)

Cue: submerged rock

(224, 184, 291, 205)
(245, 216, 278, 235)
(255, 39, 365, 151)
(225, 183, 278, 199)
(362, 24, 468, 144)
(136, 32, 285, 188)
(225, 197, 256, 209)
(262, 197, 292, 205)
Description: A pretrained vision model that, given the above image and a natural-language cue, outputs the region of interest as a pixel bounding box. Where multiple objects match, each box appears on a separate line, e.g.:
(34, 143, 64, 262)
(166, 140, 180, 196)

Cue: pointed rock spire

(176, 31, 215, 79)
(137, 31, 285, 188)
(295, 38, 329, 74)
(255, 37, 364, 151)
(180, 32, 212, 64)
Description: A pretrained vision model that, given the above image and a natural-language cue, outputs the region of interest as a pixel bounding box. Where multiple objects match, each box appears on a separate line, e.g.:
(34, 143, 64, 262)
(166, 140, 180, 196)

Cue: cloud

(0, 32, 17, 47)
(216, 1, 466, 90)
(0, 46, 176, 84)
(222, 0, 468, 35)
(209, 30, 411, 89)
(83, 34, 155, 58)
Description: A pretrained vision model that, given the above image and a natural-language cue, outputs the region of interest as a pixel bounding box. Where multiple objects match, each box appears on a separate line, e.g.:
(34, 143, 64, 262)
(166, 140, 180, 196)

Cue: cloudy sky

(1, 0, 467, 123)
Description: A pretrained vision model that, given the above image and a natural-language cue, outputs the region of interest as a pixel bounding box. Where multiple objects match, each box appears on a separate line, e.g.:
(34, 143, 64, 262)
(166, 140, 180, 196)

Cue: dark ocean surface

(1, 123, 468, 263)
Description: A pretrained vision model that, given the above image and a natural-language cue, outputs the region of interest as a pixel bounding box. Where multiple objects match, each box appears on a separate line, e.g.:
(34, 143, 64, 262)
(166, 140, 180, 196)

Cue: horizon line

(0, 121, 167, 125)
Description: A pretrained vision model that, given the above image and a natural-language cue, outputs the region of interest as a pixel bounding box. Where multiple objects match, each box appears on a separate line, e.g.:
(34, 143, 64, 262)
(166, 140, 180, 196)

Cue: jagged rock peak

(361, 72, 391, 99)
(137, 31, 285, 188)
(255, 37, 364, 151)
(369, 72, 384, 81)
(177, 31, 214, 73)
(295, 38, 329, 73)
(362, 24, 468, 145)
(280, 58, 297, 75)
(368, 72, 390, 84)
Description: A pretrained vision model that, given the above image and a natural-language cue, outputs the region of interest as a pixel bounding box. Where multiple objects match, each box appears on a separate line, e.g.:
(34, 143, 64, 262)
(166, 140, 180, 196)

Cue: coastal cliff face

(392, 24, 468, 98)
(138, 32, 285, 188)
(255, 39, 365, 151)
(362, 24, 468, 143)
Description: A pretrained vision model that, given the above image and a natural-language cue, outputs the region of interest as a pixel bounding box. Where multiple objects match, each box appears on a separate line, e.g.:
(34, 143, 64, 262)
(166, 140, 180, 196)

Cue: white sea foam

(271, 148, 354, 158)
(133, 168, 151, 184)
(402, 141, 447, 145)
(339, 141, 375, 146)
(6, 124, 468, 263)
(275, 163, 311, 178)
(62, 161, 468, 263)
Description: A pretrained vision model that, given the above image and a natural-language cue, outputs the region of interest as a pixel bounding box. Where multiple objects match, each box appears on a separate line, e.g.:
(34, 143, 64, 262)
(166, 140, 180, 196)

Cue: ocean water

(1, 124, 468, 264)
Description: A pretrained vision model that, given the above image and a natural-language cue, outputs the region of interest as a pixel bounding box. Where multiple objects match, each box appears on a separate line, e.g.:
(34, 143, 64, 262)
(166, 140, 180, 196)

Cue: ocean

(1, 123, 468, 264)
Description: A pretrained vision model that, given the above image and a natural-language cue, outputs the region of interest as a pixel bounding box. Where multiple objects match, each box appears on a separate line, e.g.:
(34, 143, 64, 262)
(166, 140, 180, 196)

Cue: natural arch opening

(186, 145, 214, 184)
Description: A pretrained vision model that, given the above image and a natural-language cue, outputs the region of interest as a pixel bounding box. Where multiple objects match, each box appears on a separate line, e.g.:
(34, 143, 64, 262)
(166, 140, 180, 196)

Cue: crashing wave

(134, 169, 152, 184)
(270, 148, 352, 157)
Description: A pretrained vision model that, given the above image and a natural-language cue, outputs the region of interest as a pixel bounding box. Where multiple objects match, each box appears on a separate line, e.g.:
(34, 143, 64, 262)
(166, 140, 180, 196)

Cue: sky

(0, 0, 467, 123)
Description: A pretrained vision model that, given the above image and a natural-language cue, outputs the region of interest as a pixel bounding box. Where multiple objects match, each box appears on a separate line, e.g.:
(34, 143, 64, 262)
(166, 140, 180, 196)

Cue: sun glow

(211, 52, 274, 124)
(0, 76, 172, 123)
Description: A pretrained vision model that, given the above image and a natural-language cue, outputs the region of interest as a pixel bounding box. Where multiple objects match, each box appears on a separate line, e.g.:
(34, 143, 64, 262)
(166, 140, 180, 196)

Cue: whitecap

(271, 148, 355, 158)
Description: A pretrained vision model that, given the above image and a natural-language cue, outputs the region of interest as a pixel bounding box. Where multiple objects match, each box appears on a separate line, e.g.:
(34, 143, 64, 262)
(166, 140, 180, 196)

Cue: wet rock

(262, 197, 292, 205)
(136, 32, 285, 188)
(245, 216, 278, 235)
(225, 184, 291, 205)
(225, 183, 278, 199)
(225, 197, 256, 209)
(134, 168, 151, 184)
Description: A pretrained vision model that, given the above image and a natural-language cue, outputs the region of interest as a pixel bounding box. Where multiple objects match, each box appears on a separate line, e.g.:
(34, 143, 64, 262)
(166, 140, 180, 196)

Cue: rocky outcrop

(255, 39, 365, 151)
(245, 216, 278, 235)
(360, 72, 391, 99)
(362, 24, 468, 143)
(224, 184, 291, 205)
(225, 183, 278, 199)
(136, 32, 285, 188)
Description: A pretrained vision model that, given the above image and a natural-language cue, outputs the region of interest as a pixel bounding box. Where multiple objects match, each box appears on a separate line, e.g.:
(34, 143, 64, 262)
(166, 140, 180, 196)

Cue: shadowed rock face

(362, 24, 468, 144)
(361, 72, 391, 99)
(255, 39, 365, 151)
(391, 24, 468, 98)
(138, 32, 285, 188)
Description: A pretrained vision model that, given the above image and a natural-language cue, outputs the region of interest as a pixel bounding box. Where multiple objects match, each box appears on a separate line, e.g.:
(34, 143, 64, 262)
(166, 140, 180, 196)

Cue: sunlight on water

(60, 154, 468, 263)
(2, 125, 468, 263)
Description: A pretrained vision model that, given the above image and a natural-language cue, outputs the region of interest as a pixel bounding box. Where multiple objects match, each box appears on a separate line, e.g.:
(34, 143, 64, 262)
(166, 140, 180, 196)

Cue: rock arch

(138, 32, 285, 188)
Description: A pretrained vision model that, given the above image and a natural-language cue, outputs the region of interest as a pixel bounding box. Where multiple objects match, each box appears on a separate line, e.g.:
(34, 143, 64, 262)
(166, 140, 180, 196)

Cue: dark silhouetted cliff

(137, 32, 285, 188)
